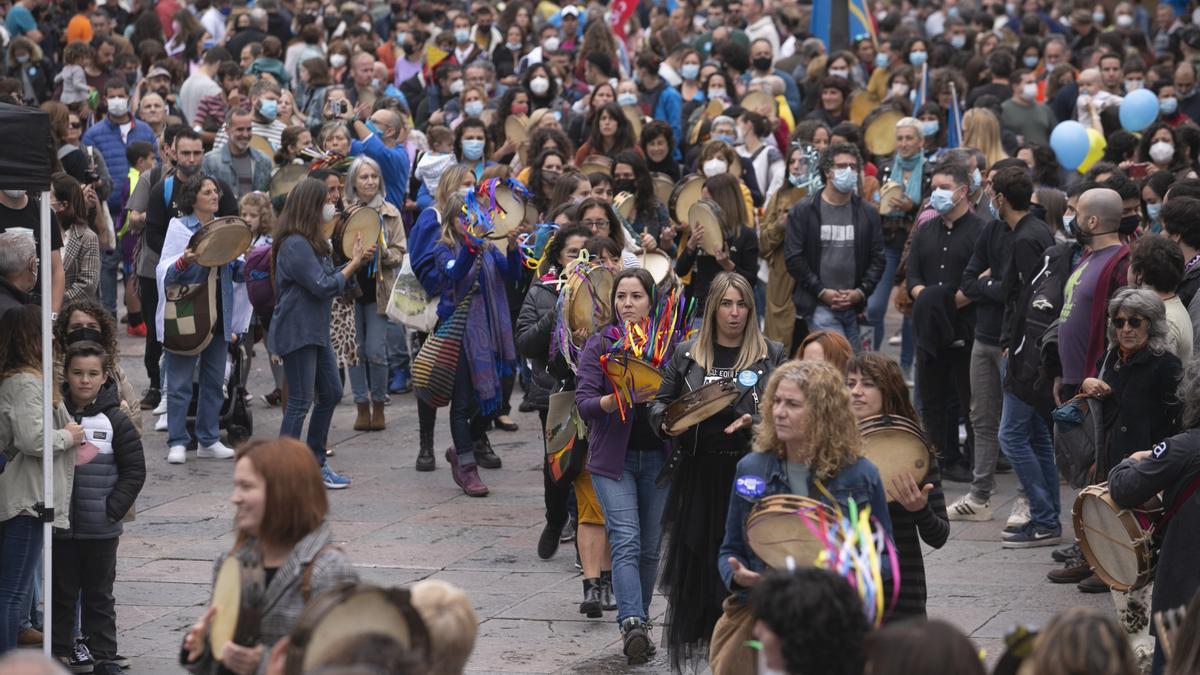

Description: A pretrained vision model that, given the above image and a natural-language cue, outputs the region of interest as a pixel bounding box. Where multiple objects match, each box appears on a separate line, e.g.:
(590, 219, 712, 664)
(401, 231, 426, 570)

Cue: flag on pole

(610, 0, 638, 40)
(914, 62, 930, 108)
(946, 82, 963, 149)
(812, 0, 877, 51)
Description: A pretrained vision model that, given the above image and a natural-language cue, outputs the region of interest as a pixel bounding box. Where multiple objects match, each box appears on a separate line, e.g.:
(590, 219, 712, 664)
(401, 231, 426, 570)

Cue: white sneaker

(888, 334, 902, 346)
(154, 414, 168, 432)
(152, 398, 167, 415)
(167, 445, 187, 464)
(197, 441, 236, 459)
(947, 493, 993, 521)
(1006, 496, 1031, 531)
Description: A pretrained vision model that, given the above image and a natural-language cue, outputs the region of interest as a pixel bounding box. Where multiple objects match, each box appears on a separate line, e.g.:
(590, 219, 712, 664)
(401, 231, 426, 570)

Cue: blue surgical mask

(258, 98, 278, 121)
(1023, 55, 1039, 68)
(949, 35, 966, 49)
(832, 167, 857, 193)
(971, 168, 982, 191)
(462, 138, 485, 160)
(455, 28, 470, 43)
(617, 92, 638, 107)
(16, 54, 30, 64)
(464, 100, 484, 117)
(681, 63, 700, 80)
(930, 187, 958, 213)
(1162, 97, 1179, 115)
(788, 172, 805, 188)
(1062, 213, 1076, 235)
(909, 51, 927, 67)
(714, 133, 736, 144)
(1147, 202, 1162, 222)
(365, 119, 382, 136)
(922, 120, 939, 137)
(987, 197, 1000, 219)
(506, 41, 522, 51)
(875, 52, 889, 69)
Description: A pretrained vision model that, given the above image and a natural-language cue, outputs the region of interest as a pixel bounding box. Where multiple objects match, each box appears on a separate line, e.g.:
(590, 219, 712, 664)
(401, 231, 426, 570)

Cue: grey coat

(185, 522, 358, 675)
(514, 278, 561, 411)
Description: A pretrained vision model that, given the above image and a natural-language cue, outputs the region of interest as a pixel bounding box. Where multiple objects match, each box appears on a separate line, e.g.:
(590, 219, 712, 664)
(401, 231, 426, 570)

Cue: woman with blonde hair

(711, 359, 893, 673)
(649, 271, 786, 670)
(675, 173, 759, 313)
(962, 107, 1008, 168)
(342, 155, 407, 432)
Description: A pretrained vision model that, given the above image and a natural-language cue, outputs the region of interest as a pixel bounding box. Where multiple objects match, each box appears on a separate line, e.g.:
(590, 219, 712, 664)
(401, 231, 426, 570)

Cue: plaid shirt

(62, 223, 100, 305)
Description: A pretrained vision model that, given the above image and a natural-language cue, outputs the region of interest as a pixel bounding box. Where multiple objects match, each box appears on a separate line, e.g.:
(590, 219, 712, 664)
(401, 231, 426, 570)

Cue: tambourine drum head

(269, 165, 309, 200)
(651, 173, 674, 205)
(622, 104, 643, 136)
(1077, 490, 1141, 590)
(689, 199, 725, 256)
(566, 265, 614, 342)
(614, 192, 636, 221)
(669, 175, 703, 224)
(490, 186, 525, 237)
(848, 91, 879, 125)
(746, 496, 831, 569)
(579, 155, 612, 176)
(299, 589, 418, 671)
(603, 356, 662, 403)
(665, 379, 738, 433)
(524, 202, 539, 227)
(861, 427, 930, 491)
(878, 182, 907, 216)
(505, 115, 528, 143)
(864, 109, 905, 157)
(249, 135, 274, 157)
(741, 91, 773, 116)
(336, 207, 381, 259)
(639, 250, 672, 285)
(208, 557, 242, 657)
(545, 390, 578, 455)
(191, 217, 252, 267)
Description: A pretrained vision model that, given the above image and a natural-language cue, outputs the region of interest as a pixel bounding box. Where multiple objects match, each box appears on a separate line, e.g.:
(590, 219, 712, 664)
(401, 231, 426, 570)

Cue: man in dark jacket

(906, 159, 984, 483)
(784, 142, 885, 351)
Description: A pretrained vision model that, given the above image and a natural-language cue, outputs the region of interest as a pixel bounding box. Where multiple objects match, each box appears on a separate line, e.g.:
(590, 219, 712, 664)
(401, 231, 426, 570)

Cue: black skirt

(658, 446, 746, 671)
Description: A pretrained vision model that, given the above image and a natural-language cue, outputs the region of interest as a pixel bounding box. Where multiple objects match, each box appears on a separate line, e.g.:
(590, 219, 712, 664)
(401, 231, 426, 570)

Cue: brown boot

(353, 402, 371, 431)
(370, 401, 386, 430)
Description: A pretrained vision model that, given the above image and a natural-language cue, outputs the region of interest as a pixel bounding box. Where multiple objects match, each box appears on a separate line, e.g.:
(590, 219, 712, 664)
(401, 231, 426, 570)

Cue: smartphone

(1127, 162, 1150, 179)
(332, 99, 347, 116)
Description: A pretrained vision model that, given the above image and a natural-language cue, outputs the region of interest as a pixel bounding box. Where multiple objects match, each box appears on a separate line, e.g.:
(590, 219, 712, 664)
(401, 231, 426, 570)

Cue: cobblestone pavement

(91, 331, 1108, 674)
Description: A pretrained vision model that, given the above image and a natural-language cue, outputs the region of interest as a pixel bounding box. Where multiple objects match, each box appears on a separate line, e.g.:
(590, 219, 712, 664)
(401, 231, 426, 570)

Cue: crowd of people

(3, 0, 1200, 673)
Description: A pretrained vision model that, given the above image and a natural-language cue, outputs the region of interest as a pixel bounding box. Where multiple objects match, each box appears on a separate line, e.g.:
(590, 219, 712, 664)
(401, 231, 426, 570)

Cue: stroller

(184, 338, 253, 450)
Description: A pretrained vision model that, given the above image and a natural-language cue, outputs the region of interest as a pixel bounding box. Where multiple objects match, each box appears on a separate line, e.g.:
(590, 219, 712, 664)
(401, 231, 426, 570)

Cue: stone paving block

(468, 618, 615, 673)
(115, 604, 180, 632)
(340, 537, 484, 569)
(137, 493, 235, 519)
(114, 580, 211, 608)
(425, 569, 579, 596)
(928, 605, 1002, 636)
(405, 502, 544, 528)
(351, 565, 434, 587)
(121, 559, 220, 584)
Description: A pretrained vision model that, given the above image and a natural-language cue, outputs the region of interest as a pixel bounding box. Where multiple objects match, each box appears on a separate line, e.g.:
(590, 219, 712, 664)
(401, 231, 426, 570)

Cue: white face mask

(703, 158, 728, 177)
(2, 189, 25, 199)
(1150, 141, 1176, 164)
(107, 97, 129, 117)
(892, 82, 909, 97)
(530, 77, 550, 95)
(330, 54, 347, 68)
(828, 68, 849, 79)
(1021, 83, 1038, 100)
(543, 36, 560, 53)
(322, 203, 337, 222)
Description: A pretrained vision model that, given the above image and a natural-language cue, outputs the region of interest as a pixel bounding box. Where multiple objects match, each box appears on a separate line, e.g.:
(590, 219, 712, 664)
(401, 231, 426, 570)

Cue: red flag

(609, 0, 637, 39)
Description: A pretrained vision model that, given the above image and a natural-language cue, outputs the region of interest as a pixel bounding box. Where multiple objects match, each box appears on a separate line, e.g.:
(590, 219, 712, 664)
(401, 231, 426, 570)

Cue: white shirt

(178, 70, 221, 124)
(1165, 295, 1194, 361)
(200, 6, 225, 45)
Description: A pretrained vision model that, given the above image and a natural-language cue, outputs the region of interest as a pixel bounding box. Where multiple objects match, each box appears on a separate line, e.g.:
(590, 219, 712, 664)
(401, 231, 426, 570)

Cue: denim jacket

(717, 450, 894, 599)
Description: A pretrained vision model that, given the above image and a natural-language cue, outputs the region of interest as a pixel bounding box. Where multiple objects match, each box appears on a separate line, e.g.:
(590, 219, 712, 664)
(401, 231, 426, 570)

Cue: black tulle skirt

(659, 447, 746, 672)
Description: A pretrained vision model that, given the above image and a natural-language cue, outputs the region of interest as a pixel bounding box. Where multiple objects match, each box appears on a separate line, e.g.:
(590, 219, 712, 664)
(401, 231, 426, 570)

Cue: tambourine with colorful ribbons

(597, 286, 694, 420)
(552, 251, 614, 369)
(478, 177, 533, 238)
(517, 223, 560, 271)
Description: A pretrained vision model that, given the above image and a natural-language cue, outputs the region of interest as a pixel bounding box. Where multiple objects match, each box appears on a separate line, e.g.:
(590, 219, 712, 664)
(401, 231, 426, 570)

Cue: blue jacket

(650, 84, 684, 160)
(162, 214, 246, 342)
(428, 240, 519, 319)
(409, 207, 443, 297)
(200, 144, 273, 198)
(350, 134, 410, 211)
(717, 450, 894, 599)
(81, 116, 159, 213)
(268, 235, 350, 357)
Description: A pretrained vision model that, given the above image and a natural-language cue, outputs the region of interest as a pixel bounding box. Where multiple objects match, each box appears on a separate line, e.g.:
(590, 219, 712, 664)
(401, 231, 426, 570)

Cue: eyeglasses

(581, 219, 609, 228)
(69, 122, 82, 129)
(1112, 317, 1145, 329)
(832, 162, 859, 170)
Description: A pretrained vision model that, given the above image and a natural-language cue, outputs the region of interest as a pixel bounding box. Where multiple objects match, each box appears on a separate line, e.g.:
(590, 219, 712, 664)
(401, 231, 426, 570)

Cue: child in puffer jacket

(53, 342, 145, 675)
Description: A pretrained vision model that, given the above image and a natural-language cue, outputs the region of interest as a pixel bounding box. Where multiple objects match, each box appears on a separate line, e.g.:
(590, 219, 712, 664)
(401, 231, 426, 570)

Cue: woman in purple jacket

(575, 267, 668, 665)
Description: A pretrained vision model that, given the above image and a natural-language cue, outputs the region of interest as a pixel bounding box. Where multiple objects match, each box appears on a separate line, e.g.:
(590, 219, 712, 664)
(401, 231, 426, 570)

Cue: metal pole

(40, 191, 53, 657)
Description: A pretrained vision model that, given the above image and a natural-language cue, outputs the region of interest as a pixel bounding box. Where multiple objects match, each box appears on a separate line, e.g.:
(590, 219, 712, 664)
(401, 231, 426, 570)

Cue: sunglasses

(1112, 317, 1145, 329)
(69, 121, 82, 129)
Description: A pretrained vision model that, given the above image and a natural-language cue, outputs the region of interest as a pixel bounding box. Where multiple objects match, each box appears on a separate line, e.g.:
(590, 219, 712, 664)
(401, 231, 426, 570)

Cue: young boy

(54, 342, 145, 675)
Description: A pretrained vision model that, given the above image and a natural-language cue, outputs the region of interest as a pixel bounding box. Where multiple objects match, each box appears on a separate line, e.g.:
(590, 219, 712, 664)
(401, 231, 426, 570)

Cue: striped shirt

(885, 459, 950, 622)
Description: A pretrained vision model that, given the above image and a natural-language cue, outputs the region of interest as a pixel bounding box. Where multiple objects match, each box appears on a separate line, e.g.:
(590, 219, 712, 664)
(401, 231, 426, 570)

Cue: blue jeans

(348, 302, 389, 403)
(810, 305, 861, 352)
(164, 335, 227, 448)
(591, 450, 669, 623)
(866, 246, 914, 368)
(99, 247, 120, 316)
(385, 319, 410, 372)
(0, 516, 43, 653)
(999, 390, 1060, 530)
(280, 344, 342, 466)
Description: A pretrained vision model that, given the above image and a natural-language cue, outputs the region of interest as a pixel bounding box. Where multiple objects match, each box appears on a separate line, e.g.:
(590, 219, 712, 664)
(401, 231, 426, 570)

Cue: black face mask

(402, 41, 419, 55)
(324, 16, 340, 30)
(66, 326, 103, 346)
(613, 179, 636, 195)
(1119, 214, 1141, 235)
(752, 57, 773, 72)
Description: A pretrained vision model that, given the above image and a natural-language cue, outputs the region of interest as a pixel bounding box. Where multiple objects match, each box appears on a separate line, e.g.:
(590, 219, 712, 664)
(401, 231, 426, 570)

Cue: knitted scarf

(462, 248, 517, 416)
(890, 151, 926, 206)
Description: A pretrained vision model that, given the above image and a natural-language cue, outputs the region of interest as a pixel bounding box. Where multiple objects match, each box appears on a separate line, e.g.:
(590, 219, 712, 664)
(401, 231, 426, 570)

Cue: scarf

(462, 248, 517, 416)
(890, 151, 926, 206)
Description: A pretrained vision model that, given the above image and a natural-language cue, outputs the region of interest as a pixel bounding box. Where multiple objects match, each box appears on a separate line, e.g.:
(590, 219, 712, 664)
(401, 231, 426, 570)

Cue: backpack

(244, 244, 275, 317)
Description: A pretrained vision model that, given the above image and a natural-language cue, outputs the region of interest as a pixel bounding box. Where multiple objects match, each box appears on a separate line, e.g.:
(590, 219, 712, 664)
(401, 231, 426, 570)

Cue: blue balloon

(1119, 88, 1160, 132)
(1051, 121, 1090, 171)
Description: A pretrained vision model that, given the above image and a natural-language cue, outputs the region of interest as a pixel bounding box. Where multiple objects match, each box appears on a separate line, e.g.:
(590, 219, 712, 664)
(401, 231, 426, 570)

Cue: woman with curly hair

(712, 359, 892, 673)
(53, 299, 144, 436)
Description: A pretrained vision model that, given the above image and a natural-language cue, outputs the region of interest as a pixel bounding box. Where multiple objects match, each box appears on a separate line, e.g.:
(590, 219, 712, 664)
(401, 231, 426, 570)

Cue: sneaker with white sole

(947, 493, 993, 521)
(167, 445, 187, 464)
(1005, 495, 1031, 532)
(321, 465, 351, 489)
(888, 334, 902, 346)
(1002, 523, 1062, 548)
(197, 441, 235, 459)
(153, 414, 168, 432)
(151, 398, 167, 416)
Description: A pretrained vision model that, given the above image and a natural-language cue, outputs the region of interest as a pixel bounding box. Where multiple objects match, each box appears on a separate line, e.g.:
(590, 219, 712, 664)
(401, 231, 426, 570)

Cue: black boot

(474, 436, 502, 469)
(620, 617, 650, 664)
(537, 520, 562, 560)
(579, 578, 602, 618)
(415, 428, 435, 472)
(600, 570, 617, 611)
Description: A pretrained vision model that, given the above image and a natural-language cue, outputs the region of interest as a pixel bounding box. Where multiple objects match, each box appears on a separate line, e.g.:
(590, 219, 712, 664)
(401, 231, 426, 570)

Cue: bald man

(342, 106, 411, 211)
(1056, 187, 1130, 401)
